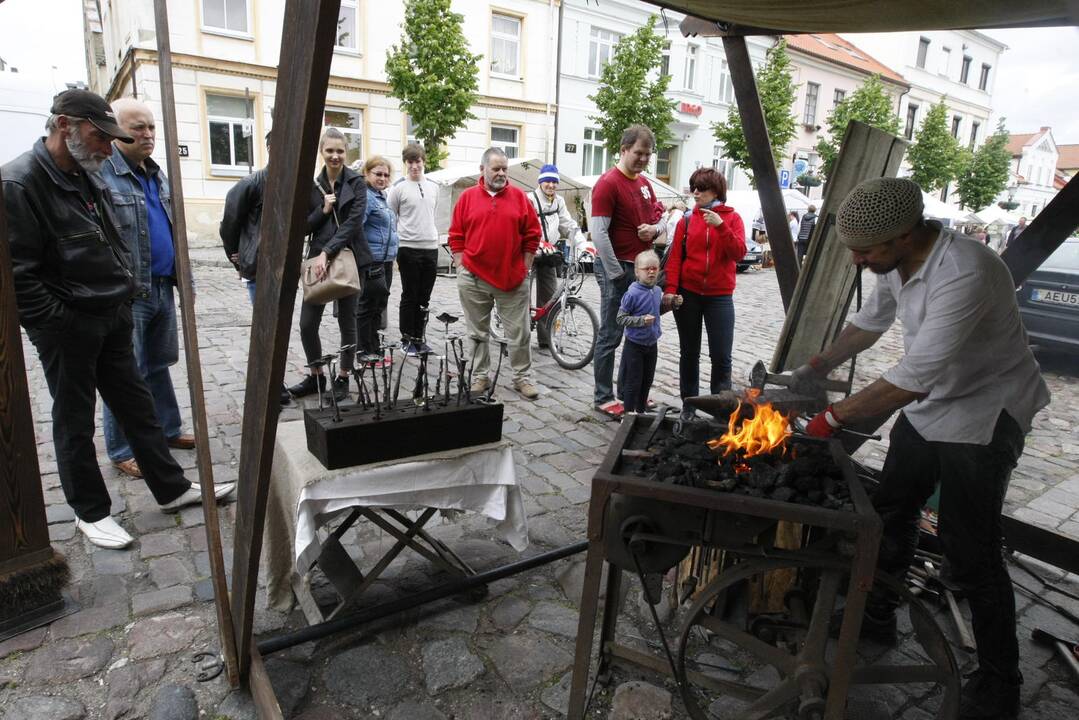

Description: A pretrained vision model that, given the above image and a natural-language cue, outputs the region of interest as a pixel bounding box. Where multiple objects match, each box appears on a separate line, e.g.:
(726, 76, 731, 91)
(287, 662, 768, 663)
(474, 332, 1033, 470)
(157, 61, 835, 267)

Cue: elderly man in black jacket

(2, 89, 232, 549)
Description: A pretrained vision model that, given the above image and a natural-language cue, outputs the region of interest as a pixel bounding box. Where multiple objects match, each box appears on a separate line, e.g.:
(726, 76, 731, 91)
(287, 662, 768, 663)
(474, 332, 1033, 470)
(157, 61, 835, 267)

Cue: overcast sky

(2, 1, 1077, 142)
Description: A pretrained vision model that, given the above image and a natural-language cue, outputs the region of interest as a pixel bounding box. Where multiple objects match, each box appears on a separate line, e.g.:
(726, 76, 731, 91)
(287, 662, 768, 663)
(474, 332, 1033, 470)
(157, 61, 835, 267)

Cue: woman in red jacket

(663, 167, 746, 419)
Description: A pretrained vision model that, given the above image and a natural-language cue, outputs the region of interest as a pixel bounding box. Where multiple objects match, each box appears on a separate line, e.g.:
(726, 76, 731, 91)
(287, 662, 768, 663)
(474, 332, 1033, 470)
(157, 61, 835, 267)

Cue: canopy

(921, 192, 972, 226)
(426, 158, 592, 235)
(968, 203, 1025, 227)
(660, 1, 1075, 34)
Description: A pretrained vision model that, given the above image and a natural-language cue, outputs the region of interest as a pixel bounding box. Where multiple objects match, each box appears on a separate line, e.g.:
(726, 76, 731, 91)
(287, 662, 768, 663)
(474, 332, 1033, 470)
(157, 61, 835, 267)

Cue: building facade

(84, 0, 561, 240)
(1000, 127, 1060, 218)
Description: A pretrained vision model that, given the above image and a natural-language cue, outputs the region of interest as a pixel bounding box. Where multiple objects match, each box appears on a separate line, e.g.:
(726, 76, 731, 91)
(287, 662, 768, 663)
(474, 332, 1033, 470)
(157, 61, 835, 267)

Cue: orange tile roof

(784, 34, 908, 86)
(1006, 131, 1043, 157)
(1058, 144, 1079, 170)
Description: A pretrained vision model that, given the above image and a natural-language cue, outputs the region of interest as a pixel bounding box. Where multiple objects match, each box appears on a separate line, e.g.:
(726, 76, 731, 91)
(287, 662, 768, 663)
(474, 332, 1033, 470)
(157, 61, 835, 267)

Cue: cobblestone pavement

(2, 249, 1078, 719)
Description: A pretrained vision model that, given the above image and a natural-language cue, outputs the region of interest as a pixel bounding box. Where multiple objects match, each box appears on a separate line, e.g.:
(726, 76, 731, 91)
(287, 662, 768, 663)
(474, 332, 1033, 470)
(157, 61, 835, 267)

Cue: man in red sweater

(589, 125, 665, 417)
(449, 147, 542, 399)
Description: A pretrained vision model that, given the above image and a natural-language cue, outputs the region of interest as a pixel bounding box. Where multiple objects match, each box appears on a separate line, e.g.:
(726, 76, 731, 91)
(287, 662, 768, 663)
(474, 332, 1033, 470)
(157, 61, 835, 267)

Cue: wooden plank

(771, 121, 907, 372)
(248, 643, 285, 720)
(151, 0, 239, 686)
(722, 36, 799, 310)
(1002, 173, 1079, 286)
(1002, 515, 1079, 577)
(229, 0, 342, 680)
(0, 175, 53, 568)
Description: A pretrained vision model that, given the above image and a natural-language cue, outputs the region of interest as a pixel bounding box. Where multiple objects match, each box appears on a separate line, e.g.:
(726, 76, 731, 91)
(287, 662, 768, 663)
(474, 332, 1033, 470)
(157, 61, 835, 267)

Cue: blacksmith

(795, 177, 1048, 719)
(2, 89, 232, 550)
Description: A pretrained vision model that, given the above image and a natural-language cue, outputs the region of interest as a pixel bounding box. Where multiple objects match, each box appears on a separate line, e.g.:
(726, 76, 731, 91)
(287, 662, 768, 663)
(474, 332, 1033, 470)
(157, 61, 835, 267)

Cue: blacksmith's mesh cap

(50, 89, 134, 143)
(836, 177, 924, 249)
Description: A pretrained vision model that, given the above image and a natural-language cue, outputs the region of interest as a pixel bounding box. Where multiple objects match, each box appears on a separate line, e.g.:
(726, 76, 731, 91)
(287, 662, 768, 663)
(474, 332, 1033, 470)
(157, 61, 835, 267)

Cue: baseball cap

(50, 89, 134, 143)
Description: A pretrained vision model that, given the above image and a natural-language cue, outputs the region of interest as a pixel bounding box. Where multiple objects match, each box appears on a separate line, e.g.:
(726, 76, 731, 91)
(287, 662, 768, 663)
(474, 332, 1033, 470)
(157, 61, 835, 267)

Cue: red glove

(805, 405, 844, 438)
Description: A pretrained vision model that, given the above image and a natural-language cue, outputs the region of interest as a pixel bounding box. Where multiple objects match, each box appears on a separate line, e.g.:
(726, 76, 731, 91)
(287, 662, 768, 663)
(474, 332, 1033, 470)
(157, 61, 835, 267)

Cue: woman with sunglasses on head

(663, 167, 746, 422)
(287, 128, 373, 403)
(355, 156, 400, 360)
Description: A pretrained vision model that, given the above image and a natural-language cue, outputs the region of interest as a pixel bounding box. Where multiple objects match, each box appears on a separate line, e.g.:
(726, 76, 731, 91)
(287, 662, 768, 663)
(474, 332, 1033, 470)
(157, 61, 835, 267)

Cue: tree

(956, 119, 1012, 211)
(711, 38, 797, 187)
(906, 100, 963, 193)
(815, 75, 901, 180)
(589, 15, 676, 157)
(385, 0, 480, 170)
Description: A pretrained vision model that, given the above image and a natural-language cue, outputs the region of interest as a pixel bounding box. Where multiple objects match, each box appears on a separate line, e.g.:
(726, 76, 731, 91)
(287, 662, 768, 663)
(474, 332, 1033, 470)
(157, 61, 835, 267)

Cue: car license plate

(1032, 288, 1079, 307)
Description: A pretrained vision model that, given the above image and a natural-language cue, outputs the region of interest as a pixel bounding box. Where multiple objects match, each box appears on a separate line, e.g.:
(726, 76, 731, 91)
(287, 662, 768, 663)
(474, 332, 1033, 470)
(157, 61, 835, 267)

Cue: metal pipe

(257, 540, 588, 656)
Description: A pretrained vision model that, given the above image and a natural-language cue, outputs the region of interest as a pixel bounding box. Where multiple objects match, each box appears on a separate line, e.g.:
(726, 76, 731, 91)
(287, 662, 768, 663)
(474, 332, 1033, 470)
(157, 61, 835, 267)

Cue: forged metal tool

(642, 405, 670, 447)
(1032, 628, 1079, 683)
(484, 340, 508, 403)
(749, 359, 850, 394)
(307, 354, 336, 412)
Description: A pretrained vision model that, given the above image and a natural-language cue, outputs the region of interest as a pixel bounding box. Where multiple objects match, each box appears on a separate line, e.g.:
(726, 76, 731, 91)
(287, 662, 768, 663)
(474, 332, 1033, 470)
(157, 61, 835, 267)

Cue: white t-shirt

(387, 177, 439, 250)
(850, 225, 1049, 444)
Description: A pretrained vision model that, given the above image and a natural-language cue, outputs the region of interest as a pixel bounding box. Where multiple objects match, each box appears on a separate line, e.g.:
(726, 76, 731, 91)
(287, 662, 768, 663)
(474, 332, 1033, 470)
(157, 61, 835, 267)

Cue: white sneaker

(75, 515, 135, 549)
(160, 482, 236, 513)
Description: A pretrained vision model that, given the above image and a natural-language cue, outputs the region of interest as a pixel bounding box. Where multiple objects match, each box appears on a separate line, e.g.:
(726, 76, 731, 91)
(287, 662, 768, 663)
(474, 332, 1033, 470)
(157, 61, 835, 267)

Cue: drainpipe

(551, 0, 565, 164)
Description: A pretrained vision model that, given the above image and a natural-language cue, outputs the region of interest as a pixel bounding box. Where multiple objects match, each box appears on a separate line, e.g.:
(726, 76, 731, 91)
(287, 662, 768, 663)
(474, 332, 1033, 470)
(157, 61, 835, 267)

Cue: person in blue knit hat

(527, 163, 581, 347)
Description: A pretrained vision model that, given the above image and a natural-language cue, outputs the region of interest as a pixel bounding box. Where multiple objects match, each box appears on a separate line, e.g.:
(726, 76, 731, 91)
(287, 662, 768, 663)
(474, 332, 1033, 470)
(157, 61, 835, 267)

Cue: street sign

(564, 143, 577, 153)
(793, 158, 808, 177)
(779, 169, 790, 189)
(178, 145, 189, 157)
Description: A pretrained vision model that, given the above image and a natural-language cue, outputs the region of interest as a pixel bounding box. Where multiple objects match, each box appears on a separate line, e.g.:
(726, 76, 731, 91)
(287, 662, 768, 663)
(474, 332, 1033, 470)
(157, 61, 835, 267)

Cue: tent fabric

(662, 1, 1076, 34)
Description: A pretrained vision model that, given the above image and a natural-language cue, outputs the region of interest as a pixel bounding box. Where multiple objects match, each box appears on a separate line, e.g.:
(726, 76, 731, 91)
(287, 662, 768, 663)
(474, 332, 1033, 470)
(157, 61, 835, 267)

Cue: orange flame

(706, 388, 792, 459)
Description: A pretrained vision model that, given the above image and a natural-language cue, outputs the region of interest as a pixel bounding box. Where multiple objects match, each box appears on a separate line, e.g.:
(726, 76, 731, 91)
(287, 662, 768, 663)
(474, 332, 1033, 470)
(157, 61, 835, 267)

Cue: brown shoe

(167, 433, 196, 450)
(113, 458, 143, 478)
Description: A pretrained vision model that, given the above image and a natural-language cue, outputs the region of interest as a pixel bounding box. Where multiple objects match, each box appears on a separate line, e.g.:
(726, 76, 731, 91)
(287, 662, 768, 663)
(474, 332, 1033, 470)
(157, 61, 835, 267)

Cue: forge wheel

(675, 556, 960, 720)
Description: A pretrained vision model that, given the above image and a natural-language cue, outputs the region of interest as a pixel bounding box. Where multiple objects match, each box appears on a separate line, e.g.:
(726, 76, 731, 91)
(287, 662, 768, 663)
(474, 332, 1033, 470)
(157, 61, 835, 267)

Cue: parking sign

(779, 169, 791, 188)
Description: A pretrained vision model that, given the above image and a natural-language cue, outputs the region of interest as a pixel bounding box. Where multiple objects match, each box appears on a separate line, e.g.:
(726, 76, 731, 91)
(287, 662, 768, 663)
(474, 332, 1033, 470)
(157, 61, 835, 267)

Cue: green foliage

(907, 100, 964, 193)
(815, 75, 901, 180)
(711, 38, 797, 188)
(589, 16, 676, 157)
(956, 119, 1013, 211)
(796, 173, 821, 188)
(384, 0, 480, 170)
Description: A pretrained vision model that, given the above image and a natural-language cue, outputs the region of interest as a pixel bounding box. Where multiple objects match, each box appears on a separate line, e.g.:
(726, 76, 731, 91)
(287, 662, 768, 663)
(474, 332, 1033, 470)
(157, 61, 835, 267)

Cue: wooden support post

(1002, 173, 1079, 286)
(151, 0, 239, 685)
(229, 0, 341, 686)
(0, 177, 71, 637)
(723, 35, 799, 310)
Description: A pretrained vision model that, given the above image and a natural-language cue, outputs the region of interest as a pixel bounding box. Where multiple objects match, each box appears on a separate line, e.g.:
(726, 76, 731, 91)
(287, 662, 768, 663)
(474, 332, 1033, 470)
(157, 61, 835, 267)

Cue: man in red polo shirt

(590, 124, 664, 417)
(449, 147, 542, 399)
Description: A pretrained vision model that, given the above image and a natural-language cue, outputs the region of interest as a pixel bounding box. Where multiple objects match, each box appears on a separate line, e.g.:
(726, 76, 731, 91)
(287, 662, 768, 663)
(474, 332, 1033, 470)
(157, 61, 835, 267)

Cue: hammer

(1032, 628, 1079, 683)
(749, 360, 850, 394)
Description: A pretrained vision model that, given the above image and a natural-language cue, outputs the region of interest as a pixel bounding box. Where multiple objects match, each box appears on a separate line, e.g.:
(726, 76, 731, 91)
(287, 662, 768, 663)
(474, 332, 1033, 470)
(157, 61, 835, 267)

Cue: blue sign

(793, 158, 809, 177)
(779, 169, 791, 189)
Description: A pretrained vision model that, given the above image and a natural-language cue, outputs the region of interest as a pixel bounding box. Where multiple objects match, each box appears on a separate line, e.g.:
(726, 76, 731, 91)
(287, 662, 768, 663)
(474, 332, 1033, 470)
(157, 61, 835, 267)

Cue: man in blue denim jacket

(99, 98, 194, 478)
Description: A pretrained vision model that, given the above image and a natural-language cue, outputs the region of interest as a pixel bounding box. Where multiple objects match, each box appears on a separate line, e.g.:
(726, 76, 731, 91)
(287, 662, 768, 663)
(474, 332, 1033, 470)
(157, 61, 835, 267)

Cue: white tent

(921, 192, 970, 227)
(968, 203, 1024, 227)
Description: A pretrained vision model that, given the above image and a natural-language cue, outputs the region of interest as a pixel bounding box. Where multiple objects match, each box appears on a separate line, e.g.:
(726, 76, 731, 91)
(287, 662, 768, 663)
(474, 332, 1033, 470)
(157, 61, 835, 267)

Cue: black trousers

(356, 261, 395, 354)
(396, 247, 438, 341)
(872, 411, 1025, 681)
(299, 293, 358, 371)
(672, 290, 734, 399)
(619, 339, 657, 413)
(534, 262, 559, 346)
(26, 305, 189, 522)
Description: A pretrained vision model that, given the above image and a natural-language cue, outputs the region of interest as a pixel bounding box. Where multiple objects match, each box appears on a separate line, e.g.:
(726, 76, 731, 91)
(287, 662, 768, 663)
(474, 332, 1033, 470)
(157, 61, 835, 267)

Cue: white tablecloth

(264, 421, 527, 610)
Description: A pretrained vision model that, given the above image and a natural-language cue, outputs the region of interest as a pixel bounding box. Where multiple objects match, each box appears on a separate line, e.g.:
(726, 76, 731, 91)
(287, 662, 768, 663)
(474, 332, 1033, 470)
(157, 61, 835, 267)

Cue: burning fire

(707, 388, 792, 463)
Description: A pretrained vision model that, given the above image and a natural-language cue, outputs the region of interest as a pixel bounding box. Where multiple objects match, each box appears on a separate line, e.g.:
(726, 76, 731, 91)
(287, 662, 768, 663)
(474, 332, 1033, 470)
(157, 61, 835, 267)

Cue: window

(583, 128, 612, 175)
(916, 37, 930, 69)
(712, 145, 735, 186)
(833, 88, 846, 106)
(656, 146, 675, 184)
(904, 104, 919, 140)
(404, 114, 419, 146)
(951, 115, 962, 139)
(803, 82, 819, 126)
(979, 63, 991, 91)
(719, 60, 733, 104)
(969, 121, 980, 150)
(960, 55, 972, 84)
(490, 124, 519, 159)
(588, 27, 621, 77)
(203, 0, 248, 34)
(684, 45, 698, 91)
(324, 106, 364, 166)
(659, 41, 671, 78)
(207, 94, 254, 173)
(490, 13, 520, 77)
(939, 47, 951, 76)
(335, 0, 358, 51)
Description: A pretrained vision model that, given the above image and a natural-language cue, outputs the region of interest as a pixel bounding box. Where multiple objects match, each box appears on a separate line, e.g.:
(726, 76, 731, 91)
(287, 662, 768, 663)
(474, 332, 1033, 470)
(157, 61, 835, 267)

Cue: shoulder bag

(301, 179, 363, 304)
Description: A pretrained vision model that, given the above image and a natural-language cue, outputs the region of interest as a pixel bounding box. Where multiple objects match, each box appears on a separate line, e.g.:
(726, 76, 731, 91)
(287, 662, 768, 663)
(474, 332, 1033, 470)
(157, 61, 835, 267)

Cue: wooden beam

(151, 0, 239, 686)
(722, 36, 799, 310)
(1002, 515, 1079, 577)
(229, 0, 341, 681)
(1001, 173, 1079, 286)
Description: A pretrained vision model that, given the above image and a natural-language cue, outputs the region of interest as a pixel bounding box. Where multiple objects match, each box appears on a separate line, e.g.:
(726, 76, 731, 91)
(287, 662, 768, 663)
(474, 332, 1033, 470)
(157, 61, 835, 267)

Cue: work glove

(789, 355, 827, 398)
(805, 405, 844, 438)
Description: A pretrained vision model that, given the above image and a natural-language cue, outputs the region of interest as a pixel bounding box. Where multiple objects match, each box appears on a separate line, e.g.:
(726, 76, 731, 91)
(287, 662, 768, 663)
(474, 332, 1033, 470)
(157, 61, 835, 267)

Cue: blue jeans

(672, 290, 734, 399)
(592, 257, 634, 405)
(102, 277, 183, 462)
(246, 279, 257, 304)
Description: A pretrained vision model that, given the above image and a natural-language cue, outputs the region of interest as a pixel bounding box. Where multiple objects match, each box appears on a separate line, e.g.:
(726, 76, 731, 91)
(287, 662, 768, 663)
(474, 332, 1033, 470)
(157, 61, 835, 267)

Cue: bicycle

(491, 259, 599, 370)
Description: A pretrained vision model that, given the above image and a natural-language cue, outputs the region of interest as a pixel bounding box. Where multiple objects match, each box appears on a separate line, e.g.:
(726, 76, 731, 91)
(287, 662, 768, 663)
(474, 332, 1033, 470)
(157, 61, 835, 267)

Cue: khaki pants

(457, 267, 532, 382)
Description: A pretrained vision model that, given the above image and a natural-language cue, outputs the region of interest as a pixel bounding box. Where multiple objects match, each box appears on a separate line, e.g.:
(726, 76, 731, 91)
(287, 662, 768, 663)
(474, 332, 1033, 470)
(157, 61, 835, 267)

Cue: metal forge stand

(567, 415, 960, 719)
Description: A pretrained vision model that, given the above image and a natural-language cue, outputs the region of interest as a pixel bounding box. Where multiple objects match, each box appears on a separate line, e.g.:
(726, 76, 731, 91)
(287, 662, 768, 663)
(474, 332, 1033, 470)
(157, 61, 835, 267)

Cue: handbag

(301, 181, 363, 304)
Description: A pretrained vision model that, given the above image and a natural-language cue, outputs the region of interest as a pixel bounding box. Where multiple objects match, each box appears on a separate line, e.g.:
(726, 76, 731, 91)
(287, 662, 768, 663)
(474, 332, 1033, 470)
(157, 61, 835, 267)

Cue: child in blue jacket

(617, 250, 682, 414)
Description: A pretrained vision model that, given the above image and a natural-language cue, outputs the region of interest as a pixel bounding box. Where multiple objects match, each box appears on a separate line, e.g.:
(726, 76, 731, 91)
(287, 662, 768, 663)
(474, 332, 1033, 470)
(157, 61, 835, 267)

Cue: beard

(486, 174, 507, 190)
(66, 126, 106, 172)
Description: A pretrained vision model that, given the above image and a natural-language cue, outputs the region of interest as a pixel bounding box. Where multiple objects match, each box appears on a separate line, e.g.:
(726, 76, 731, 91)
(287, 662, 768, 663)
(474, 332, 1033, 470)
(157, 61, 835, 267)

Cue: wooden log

(229, 0, 342, 682)
(1002, 173, 1079, 286)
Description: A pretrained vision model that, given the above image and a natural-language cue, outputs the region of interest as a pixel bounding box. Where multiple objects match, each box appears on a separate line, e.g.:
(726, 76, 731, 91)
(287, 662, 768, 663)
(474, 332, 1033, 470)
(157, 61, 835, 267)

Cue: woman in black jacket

(286, 128, 373, 402)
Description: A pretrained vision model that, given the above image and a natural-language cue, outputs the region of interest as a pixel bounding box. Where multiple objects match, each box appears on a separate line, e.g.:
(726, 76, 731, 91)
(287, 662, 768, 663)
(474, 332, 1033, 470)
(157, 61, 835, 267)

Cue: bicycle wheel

(547, 297, 598, 370)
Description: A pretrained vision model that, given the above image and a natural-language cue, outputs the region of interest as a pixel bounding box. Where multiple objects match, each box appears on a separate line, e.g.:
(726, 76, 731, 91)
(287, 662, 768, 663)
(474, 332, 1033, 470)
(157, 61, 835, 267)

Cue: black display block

(303, 401, 504, 470)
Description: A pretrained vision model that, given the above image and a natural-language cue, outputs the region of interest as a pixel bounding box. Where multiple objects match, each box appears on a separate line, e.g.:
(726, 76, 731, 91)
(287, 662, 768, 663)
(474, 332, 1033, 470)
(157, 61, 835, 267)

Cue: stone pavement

(2, 251, 1078, 719)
